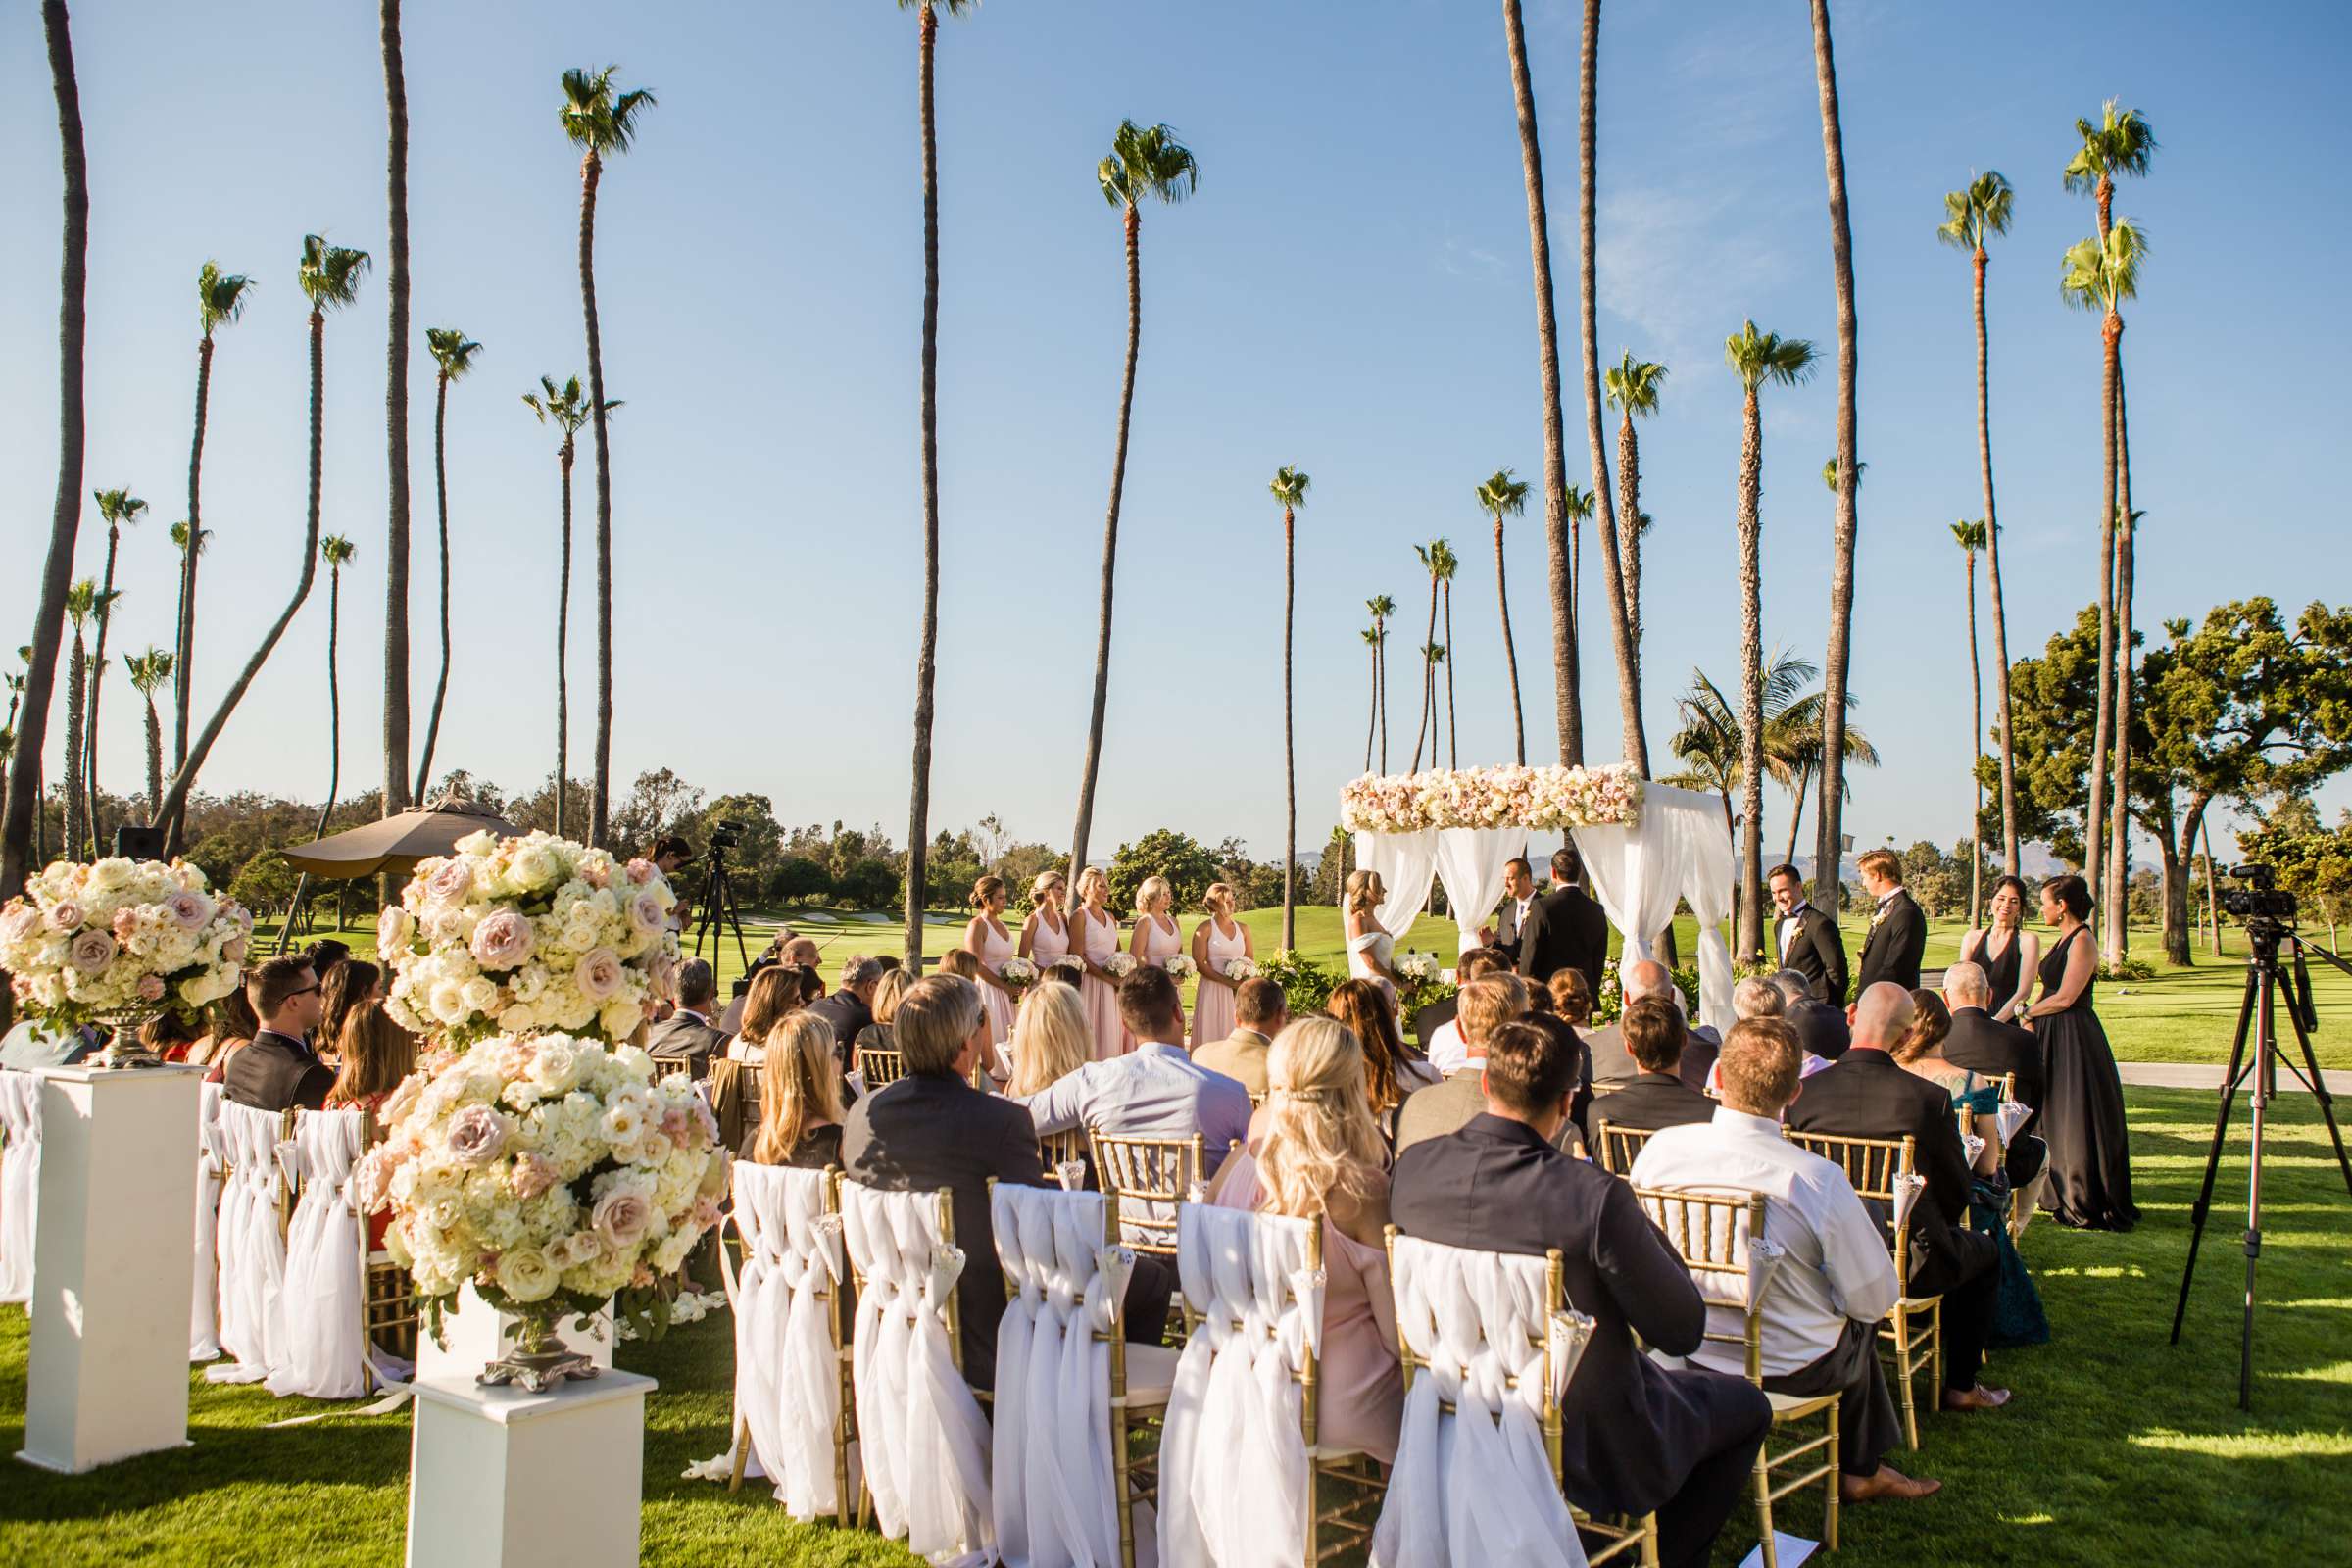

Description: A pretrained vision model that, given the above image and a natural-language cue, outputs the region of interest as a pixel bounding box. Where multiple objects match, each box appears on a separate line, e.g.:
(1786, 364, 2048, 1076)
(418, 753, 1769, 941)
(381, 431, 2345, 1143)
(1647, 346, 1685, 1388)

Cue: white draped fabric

(1349, 829, 1436, 939)
(268, 1107, 369, 1399)
(1373, 1236, 1594, 1568)
(1572, 780, 1737, 1032)
(191, 1082, 226, 1359)
(210, 1102, 290, 1384)
(1159, 1203, 1322, 1568)
(1433, 827, 1529, 954)
(0, 1070, 41, 1305)
(840, 1179, 995, 1567)
(989, 1183, 1137, 1568)
(726, 1161, 848, 1519)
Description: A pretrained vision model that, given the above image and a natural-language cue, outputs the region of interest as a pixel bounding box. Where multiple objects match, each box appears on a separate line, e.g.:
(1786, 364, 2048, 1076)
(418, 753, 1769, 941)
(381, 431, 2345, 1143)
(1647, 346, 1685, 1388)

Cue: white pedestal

(415, 1282, 615, 1382)
(17, 1064, 201, 1473)
(406, 1370, 652, 1568)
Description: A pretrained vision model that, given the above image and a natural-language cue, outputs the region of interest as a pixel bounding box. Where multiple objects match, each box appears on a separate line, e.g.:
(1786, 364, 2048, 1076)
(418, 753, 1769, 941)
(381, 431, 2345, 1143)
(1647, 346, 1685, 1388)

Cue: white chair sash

(840, 1179, 994, 1567)
(1372, 1234, 1589, 1568)
(268, 1107, 369, 1398)
(0, 1069, 42, 1306)
(728, 1161, 847, 1519)
(191, 1082, 226, 1359)
(210, 1102, 291, 1384)
(990, 1182, 1135, 1568)
(1159, 1203, 1320, 1568)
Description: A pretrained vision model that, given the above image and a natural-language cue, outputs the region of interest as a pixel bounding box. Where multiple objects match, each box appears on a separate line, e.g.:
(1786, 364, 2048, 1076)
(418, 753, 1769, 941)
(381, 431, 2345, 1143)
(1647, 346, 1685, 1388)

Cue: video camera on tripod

(686, 819, 752, 968)
(2219, 862, 2298, 924)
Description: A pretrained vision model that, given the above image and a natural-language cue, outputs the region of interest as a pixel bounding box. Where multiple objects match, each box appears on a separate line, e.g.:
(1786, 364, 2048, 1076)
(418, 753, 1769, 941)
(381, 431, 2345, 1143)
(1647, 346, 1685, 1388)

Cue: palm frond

(1562, 484, 1593, 521)
(561, 66, 657, 156)
(1475, 467, 1530, 518)
(299, 234, 371, 312)
(1725, 319, 1817, 391)
(197, 260, 255, 335)
(1604, 351, 1668, 416)
(1101, 120, 1199, 209)
(1268, 465, 1310, 509)
(427, 327, 484, 380)
(320, 534, 357, 568)
(1821, 456, 1867, 492)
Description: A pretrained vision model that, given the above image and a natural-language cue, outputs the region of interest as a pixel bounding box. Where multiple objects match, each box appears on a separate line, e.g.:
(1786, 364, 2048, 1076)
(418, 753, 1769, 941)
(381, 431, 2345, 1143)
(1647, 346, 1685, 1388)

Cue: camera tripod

(689, 842, 752, 971)
(2169, 920, 2352, 1410)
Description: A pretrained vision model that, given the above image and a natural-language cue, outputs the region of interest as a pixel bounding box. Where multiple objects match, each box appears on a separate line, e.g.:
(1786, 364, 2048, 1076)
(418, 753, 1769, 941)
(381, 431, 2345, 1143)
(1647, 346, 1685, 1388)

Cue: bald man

(1582, 959, 1678, 1096)
(1788, 983, 2009, 1415)
(717, 931, 822, 1032)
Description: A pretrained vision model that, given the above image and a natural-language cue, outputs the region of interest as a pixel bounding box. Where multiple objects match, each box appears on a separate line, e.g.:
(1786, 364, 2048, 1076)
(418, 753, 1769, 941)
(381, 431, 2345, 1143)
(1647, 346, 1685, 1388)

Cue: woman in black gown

(2020, 875, 2138, 1230)
(1960, 875, 2040, 1022)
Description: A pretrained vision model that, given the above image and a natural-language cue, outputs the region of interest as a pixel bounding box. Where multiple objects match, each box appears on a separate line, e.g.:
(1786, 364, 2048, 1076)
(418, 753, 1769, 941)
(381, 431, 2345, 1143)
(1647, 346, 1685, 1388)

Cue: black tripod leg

(2280, 980, 2352, 1200)
(2172, 962, 2261, 1345)
(725, 869, 750, 972)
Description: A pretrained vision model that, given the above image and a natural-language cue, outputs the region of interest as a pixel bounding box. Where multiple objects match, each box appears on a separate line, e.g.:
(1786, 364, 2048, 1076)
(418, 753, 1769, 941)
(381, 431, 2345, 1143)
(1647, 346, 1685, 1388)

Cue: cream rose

(591, 1189, 653, 1251)
(494, 1247, 560, 1304)
(574, 948, 624, 1002)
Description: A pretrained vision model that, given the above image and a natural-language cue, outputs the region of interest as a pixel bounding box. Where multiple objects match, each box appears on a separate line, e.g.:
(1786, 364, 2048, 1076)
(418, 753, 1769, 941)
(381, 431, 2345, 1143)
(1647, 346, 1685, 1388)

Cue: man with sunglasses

(224, 954, 335, 1112)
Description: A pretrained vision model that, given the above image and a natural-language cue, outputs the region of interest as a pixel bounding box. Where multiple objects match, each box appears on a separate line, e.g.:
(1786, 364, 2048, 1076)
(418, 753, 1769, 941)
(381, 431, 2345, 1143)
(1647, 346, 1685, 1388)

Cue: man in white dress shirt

(1484, 858, 1541, 964)
(1630, 1017, 1940, 1503)
(1009, 965, 1252, 1175)
(1422, 948, 1511, 1075)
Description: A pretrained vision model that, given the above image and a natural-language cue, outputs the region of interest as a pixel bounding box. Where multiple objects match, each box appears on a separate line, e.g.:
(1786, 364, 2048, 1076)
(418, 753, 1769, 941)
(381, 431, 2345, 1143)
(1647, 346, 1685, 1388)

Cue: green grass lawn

(1, 1086, 2345, 1565)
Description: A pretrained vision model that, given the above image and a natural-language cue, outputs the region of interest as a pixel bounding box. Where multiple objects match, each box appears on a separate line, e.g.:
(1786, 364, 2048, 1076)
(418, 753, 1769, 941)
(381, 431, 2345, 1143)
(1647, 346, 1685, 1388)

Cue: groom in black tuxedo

(1518, 845, 1609, 994)
(1853, 848, 1927, 994)
(1768, 863, 1849, 1005)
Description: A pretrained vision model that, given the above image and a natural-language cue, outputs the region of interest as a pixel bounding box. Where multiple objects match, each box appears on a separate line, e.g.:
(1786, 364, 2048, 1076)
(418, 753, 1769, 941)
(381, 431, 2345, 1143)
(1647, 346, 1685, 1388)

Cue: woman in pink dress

(1019, 870, 1072, 976)
(1072, 866, 1131, 1059)
(1190, 881, 1254, 1049)
(961, 875, 1021, 1047)
(1131, 876, 1185, 969)
(1205, 1015, 1402, 1464)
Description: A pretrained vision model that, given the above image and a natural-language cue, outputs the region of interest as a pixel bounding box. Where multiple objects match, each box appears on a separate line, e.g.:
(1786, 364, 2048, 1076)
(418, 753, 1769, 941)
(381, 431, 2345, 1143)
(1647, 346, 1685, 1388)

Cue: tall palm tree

(522, 375, 611, 843)
(288, 535, 357, 939)
(156, 235, 368, 840)
(1068, 120, 1199, 897)
(85, 486, 145, 847)
(1951, 519, 1988, 923)
(125, 648, 172, 819)
(62, 580, 97, 858)
(1409, 540, 1446, 770)
(1603, 352, 1666, 653)
(1365, 593, 1396, 771)
(895, 0, 974, 962)
(6, 0, 90, 900)
(1725, 321, 1816, 956)
(381, 0, 414, 834)
(1500, 0, 1581, 764)
(1807, 0, 1863, 899)
(561, 65, 657, 849)
(2063, 219, 2146, 943)
(1362, 625, 1383, 773)
(172, 263, 252, 846)
(1270, 465, 1310, 950)
(1475, 468, 1532, 763)
(1434, 540, 1461, 767)
(1938, 171, 2020, 876)
(414, 328, 480, 801)
(2065, 100, 2156, 246)
(1666, 655, 1819, 915)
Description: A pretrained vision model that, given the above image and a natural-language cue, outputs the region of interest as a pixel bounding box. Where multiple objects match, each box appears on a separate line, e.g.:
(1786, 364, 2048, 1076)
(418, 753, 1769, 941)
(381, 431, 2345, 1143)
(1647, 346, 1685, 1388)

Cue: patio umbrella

(278, 799, 520, 880)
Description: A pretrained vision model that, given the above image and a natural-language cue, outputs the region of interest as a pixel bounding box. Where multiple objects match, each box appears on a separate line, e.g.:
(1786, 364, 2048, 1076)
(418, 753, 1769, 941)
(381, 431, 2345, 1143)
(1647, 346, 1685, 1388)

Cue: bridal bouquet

(998, 956, 1038, 994)
(1103, 953, 1138, 978)
(354, 1030, 728, 1336)
(0, 858, 250, 1026)
(380, 831, 680, 1049)
(1162, 954, 1198, 985)
(1223, 956, 1261, 982)
(1394, 951, 1439, 985)
(1339, 764, 1643, 834)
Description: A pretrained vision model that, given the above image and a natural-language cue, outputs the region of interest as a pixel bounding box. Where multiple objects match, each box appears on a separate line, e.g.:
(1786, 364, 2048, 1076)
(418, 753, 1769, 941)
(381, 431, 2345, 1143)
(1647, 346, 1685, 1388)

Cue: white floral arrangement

(0, 858, 250, 1027)
(1223, 956, 1261, 982)
(354, 1030, 727, 1333)
(1162, 954, 1198, 985)
(1394, 951, 1439, 984)
(1338, 764, 1643, 834)
(1103, 952, 1139, 978)
(998, 956, 1038, 992)
(379, 830, 680, 1049)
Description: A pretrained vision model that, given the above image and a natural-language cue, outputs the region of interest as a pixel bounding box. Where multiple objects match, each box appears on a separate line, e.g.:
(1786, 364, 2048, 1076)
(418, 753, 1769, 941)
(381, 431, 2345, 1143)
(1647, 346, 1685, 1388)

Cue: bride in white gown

(1343, 869, 1402, 1006)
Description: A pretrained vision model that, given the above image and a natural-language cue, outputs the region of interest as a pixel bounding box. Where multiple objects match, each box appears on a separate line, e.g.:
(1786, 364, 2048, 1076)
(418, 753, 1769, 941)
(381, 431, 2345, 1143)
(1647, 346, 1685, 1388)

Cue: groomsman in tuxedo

(1853, 849, 1928, 993)
(1518, 846, 1609, 994)
(1486, 857, 1542, 967)
(1768, 863, 1849, 1005)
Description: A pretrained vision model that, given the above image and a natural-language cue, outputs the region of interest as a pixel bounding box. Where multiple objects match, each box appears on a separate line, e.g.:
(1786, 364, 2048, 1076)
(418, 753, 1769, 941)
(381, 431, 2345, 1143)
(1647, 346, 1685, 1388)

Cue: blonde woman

(729, 964, 819, 1065)
(1020, 869, 1072, 972)
(1007, 980, 1092, 1097)
(962, 875, 1021, 1046)
(1207, 1017, 1402, 1463)
(1190, 881, 1255, 1048)
(1072, 865, 1131, 1059)
(1344, 868, 1400, 1004)
(747, 1013, 848, 1167)
(1131, 875, 1184, 970)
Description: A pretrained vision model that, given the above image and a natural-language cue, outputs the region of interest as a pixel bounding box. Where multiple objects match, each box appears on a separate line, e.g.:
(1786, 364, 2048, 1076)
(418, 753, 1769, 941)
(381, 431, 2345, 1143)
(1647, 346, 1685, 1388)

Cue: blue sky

(3, 0, 2348, 866)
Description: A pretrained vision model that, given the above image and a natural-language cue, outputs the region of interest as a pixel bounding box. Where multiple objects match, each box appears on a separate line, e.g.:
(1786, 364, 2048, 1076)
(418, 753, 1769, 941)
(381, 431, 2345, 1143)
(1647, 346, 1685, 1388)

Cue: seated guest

(1193, 976, 1289, 1098)
(1630, 1019, 1937, 1502)
(805, 955, 884, 1067)
(316, 958, 380, 1065)
(938, 948, 982, 984)
(1939, 960, 2046, 1187)
(224, 956, 334, 1112)
(647, 958, 730, 1078)
(843, 975, 1170, 1388)
(1589, 998, 1714, 1136)
(1701, 977, 1830, 1097)
(1898, 993, 1998, 1178)
(1328, 978, 1440, 1144)
(326, 1002, 419, 1251)
(1007, 966, 1252, 1175)
(1393, 1018, 1771, 1568)
(1546, 967, 1595, 1030)
(139, 1011, 203, 1064)
(1787, 983, 2010, 1416)
(304, 939, 353, 987)
(1772, 968, 1852, 1061)
(717, 933, 823, 1031)
(1423, 948, 1509, 1074)
(1006, 981, 1093, 1096)
(1396, 975, 1584, 1154)
(854, 968, 915, 1063)
(1207, 1017, 1403, 1462)
(745, 1012, 848, 1167)
(196, 989, 262, 1080)
(1582, 959, 1683, 1095)
(725, 964, 819, 1065)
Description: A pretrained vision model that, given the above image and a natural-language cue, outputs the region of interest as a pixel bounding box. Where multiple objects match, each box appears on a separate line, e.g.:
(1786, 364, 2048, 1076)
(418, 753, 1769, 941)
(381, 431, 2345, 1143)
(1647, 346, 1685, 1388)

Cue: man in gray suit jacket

(1397, 975, 1583, 1156)
(1192, 978, 1288, 1097)
(646, 959, 730, 1080)
(1581, 959, 1686, 1096)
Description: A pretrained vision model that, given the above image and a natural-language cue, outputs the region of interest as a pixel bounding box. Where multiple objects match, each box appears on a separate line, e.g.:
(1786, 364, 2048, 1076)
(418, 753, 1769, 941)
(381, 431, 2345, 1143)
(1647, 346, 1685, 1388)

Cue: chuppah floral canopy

(1341, 764, 1738, 1030)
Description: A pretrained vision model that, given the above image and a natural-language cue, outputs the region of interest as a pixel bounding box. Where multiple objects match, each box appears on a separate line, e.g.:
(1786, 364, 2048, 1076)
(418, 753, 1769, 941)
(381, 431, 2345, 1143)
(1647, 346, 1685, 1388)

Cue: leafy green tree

(766, 855, 833, 906)
(2239, 800, 2352, 946)
(1107, 828, 1219, 916)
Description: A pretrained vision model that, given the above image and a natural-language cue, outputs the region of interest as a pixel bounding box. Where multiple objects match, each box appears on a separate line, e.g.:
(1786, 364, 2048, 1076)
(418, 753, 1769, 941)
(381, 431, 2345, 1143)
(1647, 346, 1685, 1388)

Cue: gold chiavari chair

(858, 1044, 908, 1091)
(1787, 1130, 1939, 1449)
(1383, 1230, 1660, 1566)
(356, 1107, 418, 1369)
(1634, 1188, 1838, 1568)
(1592, 1118, 1658, 1178)
(708, 1058, 764, 1153)
(724, 1164, 858, 1525)
(1038, 1127, 1090, 1177)
(1087, 1130, 1205, 1258)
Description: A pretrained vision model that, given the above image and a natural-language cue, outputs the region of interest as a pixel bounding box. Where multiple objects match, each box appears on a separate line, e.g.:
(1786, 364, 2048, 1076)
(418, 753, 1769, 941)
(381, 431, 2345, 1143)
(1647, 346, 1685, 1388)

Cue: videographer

(648, 833, 696, 933)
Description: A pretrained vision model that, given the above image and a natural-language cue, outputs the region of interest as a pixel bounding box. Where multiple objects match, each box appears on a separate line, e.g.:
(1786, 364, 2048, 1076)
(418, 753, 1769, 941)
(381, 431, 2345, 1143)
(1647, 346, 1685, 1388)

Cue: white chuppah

(1344, 766, 1737, 1032)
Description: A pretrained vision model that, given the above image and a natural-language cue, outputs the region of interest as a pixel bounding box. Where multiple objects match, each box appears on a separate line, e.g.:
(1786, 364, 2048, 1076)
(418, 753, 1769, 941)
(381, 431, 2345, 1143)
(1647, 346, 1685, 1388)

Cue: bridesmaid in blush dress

(1072, 866, 1131, 1060)
(1190, 881, 1255, 1049)
(961, 875, 1021, 1048)
(1020, 870, 1073, 976)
